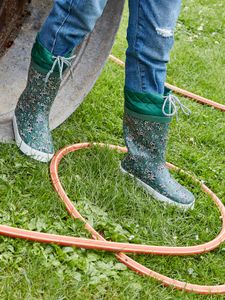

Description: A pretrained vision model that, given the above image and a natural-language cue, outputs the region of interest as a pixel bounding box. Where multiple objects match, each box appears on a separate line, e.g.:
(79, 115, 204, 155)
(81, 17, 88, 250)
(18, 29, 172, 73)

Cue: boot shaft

(123, 112, 169, 164)
(16, 62, 61, 116)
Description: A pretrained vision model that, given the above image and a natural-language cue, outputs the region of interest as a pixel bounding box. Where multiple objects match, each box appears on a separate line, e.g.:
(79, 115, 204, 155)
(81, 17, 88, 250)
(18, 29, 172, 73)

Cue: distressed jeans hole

(156, 27, 173, 38)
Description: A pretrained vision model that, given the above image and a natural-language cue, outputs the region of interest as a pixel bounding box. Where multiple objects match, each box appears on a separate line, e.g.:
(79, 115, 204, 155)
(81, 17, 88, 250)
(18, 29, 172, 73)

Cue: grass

(0, 0, 225, 299)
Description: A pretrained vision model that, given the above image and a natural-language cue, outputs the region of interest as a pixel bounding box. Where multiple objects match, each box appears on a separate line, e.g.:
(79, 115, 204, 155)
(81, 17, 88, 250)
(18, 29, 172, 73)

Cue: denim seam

(133, 0, 144, 93)
(51, 0, 78, 54)
(139, 61, 147, 93)
(135, 1, 156, 93)
(143, 2, 160, 93)
(150, 2, 158, 32)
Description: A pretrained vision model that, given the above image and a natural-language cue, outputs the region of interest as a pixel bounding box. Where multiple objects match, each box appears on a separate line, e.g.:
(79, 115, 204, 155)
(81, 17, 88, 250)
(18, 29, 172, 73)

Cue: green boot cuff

(124, 88, 172, 123)
(31, 35, 72, 74)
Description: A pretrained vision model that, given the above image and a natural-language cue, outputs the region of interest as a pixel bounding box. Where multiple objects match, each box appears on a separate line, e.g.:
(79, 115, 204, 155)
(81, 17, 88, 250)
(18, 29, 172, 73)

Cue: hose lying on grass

(0, 55, 225, 296)
(0, 143, 225, 295)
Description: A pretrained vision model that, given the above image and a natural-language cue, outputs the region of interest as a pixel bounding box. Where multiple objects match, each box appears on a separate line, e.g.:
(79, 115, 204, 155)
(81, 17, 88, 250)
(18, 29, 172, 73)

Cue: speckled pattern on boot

(13, 61, 61, 162)
(121, 113, 195, 209)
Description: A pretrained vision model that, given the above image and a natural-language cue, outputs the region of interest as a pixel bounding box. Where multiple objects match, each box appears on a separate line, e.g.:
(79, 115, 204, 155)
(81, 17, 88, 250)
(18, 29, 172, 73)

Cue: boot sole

(13, 114, 54, 163)
(120, 164, 195, 211)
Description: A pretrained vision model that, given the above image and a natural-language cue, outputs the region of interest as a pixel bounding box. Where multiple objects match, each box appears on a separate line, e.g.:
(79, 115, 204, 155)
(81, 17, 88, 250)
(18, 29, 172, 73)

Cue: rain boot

(121, 88, 195, 210)
(13, 37, 74, 162)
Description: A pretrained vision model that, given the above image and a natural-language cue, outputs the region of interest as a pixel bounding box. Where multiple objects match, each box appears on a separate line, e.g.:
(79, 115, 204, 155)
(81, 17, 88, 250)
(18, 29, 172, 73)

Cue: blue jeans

(38, 0, 182, 95)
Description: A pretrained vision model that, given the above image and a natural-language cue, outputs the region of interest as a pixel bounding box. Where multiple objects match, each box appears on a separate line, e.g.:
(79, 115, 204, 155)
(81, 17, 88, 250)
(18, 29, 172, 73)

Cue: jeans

(38, 0, 182, 95)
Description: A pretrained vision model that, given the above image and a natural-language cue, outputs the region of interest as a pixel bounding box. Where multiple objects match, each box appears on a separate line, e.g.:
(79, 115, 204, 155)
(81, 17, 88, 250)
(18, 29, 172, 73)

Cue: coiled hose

(0, 55, 224, 295)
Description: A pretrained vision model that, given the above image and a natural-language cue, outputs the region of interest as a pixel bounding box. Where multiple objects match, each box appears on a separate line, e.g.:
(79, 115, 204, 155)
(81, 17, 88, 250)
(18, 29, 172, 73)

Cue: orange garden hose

(0, 143, 224, 295)
(0, 55, 224, 296)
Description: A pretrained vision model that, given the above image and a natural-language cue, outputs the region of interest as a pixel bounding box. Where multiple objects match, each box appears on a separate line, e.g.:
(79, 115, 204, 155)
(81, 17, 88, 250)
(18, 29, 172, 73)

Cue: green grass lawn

(0, 1, 225, 299)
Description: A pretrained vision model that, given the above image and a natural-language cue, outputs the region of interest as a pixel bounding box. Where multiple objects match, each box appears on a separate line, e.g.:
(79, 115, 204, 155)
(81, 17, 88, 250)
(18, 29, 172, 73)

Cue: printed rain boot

(121, 88, 195, 210)
(13, 38, 74, 162)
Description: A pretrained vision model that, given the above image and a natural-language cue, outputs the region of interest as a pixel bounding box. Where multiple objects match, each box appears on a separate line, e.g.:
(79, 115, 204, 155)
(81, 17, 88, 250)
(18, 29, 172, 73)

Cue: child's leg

(14, 0, 107, 162)
(122, 0, 195, 209)
(38, 0, 108, 56)
(125, 0, 182, 94)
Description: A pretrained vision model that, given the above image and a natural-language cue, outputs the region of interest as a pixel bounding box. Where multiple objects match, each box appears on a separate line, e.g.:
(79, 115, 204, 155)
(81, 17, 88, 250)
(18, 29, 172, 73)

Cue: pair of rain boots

(13, 39, 195, 209)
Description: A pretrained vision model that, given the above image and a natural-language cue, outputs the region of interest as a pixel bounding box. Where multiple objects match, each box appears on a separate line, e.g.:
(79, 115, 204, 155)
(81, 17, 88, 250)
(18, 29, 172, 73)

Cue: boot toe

(153, 170, 195, 207)
(168, 184, 195, 207)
